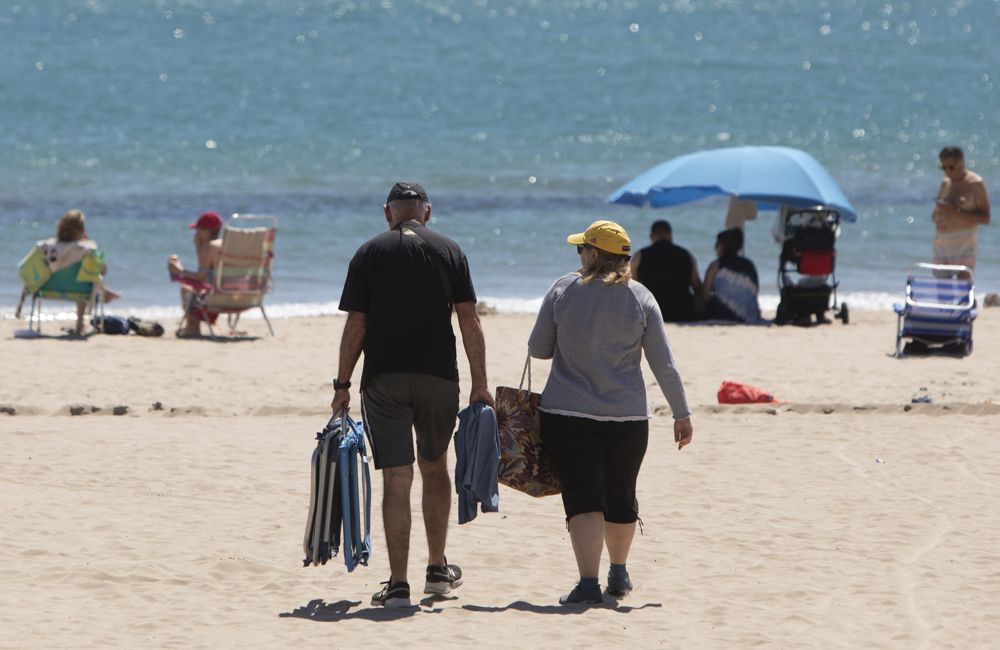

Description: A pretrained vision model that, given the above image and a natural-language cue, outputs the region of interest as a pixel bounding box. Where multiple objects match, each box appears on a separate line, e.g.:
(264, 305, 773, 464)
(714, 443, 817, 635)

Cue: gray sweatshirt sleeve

(639, 294, 691, 420)
(528, 281, 559, 360)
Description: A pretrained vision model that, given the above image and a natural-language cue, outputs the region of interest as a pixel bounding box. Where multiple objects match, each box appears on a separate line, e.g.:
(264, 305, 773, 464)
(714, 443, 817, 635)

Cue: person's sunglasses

(940, 164, 957, 171)
(576, 244, 591, 254)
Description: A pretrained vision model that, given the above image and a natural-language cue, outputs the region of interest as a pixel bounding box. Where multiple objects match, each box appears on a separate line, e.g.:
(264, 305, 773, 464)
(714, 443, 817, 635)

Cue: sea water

(2, 0, 998, 320)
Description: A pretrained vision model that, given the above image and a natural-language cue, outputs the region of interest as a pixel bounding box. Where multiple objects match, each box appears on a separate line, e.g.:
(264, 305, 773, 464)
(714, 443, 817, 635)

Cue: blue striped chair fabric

(894, 266, 975, 354)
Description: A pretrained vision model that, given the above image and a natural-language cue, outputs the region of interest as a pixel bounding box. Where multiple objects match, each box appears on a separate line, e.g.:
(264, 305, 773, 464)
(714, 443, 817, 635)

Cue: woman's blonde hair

(579, 248, 632, 285)
(56, 209, 86, 242)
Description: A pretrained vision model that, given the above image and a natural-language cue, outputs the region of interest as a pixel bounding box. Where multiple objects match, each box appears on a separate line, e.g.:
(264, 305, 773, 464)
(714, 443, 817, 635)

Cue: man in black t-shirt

(331, 181, 492, 608)
(629, 220, 703, 322)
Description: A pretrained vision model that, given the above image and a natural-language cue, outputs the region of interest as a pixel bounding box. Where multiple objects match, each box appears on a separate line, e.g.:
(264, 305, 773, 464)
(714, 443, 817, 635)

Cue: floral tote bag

(493, 355, 561, 498)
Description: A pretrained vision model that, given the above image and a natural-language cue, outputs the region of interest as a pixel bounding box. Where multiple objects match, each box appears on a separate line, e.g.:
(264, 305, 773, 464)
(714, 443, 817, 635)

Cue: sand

(2, 309, 998, 648)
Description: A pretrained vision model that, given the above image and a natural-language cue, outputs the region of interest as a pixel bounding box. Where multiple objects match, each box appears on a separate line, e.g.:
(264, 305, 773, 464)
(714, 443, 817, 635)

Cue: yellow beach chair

(15, 246, 107, 335)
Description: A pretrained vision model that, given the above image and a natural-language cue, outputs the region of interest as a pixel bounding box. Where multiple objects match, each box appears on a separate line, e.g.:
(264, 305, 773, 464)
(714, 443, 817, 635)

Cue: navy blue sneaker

(559, 581, 604, 605)
(606, 570, 633, 598)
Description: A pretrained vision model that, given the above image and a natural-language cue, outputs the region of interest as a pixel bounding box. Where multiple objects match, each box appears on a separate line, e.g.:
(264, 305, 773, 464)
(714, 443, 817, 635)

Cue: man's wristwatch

(333, 379, 352, 391)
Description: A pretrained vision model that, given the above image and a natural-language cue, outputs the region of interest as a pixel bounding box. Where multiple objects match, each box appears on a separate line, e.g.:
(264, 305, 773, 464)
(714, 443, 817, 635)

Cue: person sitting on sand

(702, 227, 762, 323)
(38, 209, 120, 334)
(167, 211, 223, 337)
(629, 220, 702, 322)
(528, 219, 693, 606)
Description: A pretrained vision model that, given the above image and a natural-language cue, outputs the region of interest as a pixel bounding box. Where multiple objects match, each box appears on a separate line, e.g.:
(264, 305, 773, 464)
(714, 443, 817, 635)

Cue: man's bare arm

(629, 250, 642, 278)
(330, 311, 367, 413)
(455, 301, 494, 406)
(689, 253, 703, 294)
(940, 184, 991, 226)
(961, 184, 991, 225)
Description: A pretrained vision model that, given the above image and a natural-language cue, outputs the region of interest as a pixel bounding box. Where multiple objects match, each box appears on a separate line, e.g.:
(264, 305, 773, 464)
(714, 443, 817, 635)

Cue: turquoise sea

(2, 0, 998, 320)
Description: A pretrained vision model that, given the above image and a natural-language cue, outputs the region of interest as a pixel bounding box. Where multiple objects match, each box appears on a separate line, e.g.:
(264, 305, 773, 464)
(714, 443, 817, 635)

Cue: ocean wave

(0, 291, 906, 322)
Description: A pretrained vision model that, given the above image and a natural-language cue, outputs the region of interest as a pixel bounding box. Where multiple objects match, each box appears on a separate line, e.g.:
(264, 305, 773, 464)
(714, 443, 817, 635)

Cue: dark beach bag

(91, 315, 130, 334)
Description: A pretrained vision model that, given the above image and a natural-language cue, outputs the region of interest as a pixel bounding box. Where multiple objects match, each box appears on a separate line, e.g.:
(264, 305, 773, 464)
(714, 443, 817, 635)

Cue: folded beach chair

(303, 411, 372, 572)
(894, 263, 976, 357)
(188, 214, 277, 339)
(15, 245, 106, 334)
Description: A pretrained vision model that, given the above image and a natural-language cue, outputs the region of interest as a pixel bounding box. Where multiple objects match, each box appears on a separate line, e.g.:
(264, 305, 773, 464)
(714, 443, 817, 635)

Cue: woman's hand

(674, 417, 693, 450)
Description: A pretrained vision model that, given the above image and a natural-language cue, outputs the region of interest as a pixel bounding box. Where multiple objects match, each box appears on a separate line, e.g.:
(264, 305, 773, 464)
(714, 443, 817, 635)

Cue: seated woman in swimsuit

(702, 228, 762, 323)
(39, 209, 120, 334)
(166, 211, 222, 337)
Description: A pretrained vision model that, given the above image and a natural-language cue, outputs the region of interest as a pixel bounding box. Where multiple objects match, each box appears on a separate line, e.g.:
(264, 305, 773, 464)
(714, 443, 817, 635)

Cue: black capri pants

(539, 411, 649, 523)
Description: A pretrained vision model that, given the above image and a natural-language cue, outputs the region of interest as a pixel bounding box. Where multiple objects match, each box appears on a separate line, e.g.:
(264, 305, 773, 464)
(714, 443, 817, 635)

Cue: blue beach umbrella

(608, 146, 857, 222)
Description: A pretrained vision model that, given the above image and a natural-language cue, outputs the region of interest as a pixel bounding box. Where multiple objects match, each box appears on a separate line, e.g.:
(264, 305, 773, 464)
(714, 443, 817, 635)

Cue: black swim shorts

(361, 372, 460, 469)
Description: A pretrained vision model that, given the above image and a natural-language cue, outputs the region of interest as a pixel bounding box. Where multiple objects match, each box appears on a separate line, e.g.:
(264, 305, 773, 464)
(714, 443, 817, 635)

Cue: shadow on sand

(461, 600, 662, 616)
(13, 328, 98, 341)
(280, 596, 659, 622)
(279, 595, 457, 622)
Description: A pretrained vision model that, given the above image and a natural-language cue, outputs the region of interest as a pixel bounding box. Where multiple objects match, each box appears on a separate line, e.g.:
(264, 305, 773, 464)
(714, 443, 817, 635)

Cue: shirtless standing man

(932, 146, 990, 278)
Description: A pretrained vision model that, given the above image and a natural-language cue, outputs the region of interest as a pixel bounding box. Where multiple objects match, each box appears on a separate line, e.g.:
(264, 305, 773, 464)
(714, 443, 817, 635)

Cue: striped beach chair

(189, 214, 277, 339)
(894, 263, 976, 357)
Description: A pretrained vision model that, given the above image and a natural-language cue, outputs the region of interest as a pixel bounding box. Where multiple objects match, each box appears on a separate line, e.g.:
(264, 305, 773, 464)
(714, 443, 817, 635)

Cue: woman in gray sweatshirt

(528, 219, 694, 606)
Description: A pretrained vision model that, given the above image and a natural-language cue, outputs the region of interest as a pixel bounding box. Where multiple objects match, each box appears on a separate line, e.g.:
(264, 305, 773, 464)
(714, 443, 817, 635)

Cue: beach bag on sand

(717, 380, 777, 404)
(302, 411, 372, 571)
(91, 315, 130, 335)
(494, 355, 561, 498)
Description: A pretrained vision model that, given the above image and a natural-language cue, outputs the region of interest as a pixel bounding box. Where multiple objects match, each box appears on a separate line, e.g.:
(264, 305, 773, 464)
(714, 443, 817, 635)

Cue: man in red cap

(167, 211, 223, 337)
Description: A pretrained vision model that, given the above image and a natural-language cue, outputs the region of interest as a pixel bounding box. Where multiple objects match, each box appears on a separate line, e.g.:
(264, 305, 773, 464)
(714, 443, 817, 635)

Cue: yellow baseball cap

(566, 220, 631, 255)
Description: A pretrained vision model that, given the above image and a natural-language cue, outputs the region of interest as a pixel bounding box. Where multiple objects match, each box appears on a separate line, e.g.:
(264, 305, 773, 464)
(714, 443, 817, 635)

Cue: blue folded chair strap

(337, 415, 372, 572)
(902, 319, 972, 336)
(903, 304, 975, 320)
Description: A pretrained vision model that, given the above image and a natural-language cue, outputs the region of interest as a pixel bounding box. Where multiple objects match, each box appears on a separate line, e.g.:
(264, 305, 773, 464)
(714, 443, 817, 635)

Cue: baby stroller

(774, 206, 849, 325)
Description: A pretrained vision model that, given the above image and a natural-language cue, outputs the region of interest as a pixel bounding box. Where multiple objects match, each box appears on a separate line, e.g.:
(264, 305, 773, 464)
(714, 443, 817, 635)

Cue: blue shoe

(606, 570, 632, 598)
(559, 582, 604, 605)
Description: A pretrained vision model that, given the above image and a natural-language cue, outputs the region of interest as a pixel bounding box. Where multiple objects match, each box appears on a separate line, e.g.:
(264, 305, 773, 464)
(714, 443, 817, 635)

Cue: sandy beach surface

(2, 309, 998, 649)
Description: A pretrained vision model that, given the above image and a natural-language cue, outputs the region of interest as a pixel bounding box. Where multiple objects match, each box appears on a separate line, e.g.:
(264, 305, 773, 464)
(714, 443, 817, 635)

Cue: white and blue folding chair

(894, 263, 976, 357)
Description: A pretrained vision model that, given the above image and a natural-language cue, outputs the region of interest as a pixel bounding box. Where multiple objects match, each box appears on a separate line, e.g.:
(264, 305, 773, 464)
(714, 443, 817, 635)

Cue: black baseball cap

(386, 181, 428, 203)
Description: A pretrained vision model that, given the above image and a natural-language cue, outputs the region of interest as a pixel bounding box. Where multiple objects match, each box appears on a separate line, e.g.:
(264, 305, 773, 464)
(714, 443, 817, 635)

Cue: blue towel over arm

(454, 402, 500, 524)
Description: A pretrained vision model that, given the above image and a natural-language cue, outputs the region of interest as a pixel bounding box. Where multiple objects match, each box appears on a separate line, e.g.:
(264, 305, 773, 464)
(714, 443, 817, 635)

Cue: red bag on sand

(717, 380, 777, 404)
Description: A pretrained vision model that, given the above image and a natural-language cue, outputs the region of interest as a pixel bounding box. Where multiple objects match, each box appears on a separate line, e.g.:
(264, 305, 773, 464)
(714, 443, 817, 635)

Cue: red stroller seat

(799, 250, 834, 276)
